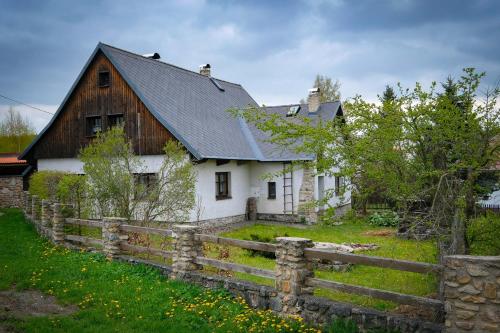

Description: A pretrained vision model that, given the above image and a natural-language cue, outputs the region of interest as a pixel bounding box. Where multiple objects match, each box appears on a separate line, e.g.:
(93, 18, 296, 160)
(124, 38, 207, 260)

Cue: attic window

(86, 116, 102, 137)
(98, 70, 110, 87)
(286, 105, 301, 117)
(108, 114, 124, 128)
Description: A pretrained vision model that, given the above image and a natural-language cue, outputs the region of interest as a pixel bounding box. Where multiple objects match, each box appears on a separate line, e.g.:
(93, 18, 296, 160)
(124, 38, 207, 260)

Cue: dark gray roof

(22, 43, 342, 162)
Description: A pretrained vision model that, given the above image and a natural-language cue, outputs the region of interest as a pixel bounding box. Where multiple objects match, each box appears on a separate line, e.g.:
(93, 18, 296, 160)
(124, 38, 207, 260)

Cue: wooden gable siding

(31, 51, 173, 160)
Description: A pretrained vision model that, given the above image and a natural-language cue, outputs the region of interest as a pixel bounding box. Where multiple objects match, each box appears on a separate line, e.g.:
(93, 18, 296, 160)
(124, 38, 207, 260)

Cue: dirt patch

(0, 288, 78, 319)
(363, 229, 394, 237)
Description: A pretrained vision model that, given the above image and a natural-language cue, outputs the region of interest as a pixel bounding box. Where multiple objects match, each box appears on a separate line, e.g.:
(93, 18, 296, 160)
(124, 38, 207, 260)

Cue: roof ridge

(265, 100, 340, 108)
(99, 42, 244, 88)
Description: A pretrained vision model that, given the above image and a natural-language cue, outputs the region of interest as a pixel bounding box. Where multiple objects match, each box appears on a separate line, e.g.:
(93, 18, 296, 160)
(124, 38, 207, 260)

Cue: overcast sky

(0, 0, 499, 132)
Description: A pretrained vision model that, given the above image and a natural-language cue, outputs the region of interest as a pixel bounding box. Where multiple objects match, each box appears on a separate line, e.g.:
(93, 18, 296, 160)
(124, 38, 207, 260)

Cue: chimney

(199, 64, 211, 76)
(307, 87, 320, 113)
(143, 53, 161, 60)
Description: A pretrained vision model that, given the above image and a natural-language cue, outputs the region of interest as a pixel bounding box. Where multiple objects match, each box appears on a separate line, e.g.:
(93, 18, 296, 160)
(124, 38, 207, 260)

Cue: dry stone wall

(443, 255, 500, 332)
(0, 176, 23, 208)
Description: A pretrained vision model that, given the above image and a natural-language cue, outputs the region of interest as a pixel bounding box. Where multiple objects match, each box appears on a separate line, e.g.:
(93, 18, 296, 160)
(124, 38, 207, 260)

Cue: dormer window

(98, 70, 110, 87)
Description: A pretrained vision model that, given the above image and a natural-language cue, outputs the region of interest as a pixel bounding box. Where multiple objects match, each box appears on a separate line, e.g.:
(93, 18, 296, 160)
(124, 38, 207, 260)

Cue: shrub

(29, 170, 67, 200)
(368, 211, 399, 227)
(57, 174, 89, 218)
(467, 212, 500, 256)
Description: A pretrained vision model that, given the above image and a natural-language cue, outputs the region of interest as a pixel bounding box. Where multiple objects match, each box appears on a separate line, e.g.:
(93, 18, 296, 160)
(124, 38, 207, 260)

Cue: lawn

(214, 221, 439, 311)
(0, 209, 321, 333)
(63, 215, 439, 312)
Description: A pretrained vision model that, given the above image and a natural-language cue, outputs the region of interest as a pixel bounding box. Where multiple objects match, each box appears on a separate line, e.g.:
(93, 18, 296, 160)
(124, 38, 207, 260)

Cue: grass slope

(0, 209, 319, 333)
(218, 223, 438, 311)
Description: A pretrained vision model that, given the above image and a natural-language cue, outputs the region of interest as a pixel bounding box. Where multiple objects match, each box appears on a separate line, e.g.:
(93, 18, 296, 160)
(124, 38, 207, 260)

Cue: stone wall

(256, 213, 302, 223)
(0, 176, 23, 208)
(298, 167, 317, 224)
(118, 256, 442, 333)
(443, 255, 500, 332)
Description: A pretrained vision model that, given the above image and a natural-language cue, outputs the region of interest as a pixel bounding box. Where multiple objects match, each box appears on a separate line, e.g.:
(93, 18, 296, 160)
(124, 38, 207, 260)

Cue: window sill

(268, 197, 276, 200)
(216, 196, 232, 201)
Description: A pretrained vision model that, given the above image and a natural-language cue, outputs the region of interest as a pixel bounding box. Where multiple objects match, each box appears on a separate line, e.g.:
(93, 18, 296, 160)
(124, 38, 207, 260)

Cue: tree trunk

(449, 206, 466, 255)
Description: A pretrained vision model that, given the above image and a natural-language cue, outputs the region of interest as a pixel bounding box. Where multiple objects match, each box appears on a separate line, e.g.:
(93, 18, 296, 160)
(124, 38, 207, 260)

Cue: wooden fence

(22, 192, 444, 317)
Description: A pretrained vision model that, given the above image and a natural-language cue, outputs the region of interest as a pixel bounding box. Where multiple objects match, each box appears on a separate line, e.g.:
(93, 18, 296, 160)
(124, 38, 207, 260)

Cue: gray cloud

(0, 0, 499, 131)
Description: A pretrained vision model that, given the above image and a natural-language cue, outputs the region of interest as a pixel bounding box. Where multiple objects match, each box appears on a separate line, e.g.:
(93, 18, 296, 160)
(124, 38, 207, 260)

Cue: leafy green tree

(80, 126, 196, 223)
(80, 126, 139, 219)
(234, 68, 500, 254)
(57, 174, 88, 218)
(301, 75, 341, 103)
(136, 140, 196, 224)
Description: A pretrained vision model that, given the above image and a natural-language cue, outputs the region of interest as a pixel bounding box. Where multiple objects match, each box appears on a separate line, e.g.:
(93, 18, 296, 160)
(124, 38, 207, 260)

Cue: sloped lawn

(217, 222, 438, 311)
(0, 209, 319, 333)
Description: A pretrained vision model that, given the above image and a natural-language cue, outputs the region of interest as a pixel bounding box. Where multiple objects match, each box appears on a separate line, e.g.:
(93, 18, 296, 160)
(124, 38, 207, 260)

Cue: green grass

(0, 209, 321, 333)
(56, 214, 438, 312)
(218, 222, 438, 311)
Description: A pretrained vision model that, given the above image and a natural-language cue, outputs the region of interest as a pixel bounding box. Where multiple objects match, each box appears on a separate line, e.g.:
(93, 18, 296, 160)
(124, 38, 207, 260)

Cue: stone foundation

(0, 176, 23, 208)
(257, 213, 302, 223)
(443, 255, 500, 332)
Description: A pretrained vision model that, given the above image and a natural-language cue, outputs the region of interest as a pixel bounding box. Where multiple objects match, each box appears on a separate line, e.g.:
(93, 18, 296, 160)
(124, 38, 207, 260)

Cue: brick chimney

(199, 64, 211, 77)
(307, 87, 320, 113)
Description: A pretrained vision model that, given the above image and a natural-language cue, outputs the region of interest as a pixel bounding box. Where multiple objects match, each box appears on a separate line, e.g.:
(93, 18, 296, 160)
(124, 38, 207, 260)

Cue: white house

(21, 43, 351, 225)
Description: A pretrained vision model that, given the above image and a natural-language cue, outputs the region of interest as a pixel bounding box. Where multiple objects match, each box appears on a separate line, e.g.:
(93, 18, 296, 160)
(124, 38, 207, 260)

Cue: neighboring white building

(22, 43, 351, 225)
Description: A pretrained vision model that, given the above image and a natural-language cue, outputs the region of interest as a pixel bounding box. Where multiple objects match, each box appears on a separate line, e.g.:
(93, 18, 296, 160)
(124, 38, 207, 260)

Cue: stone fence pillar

(52, 203, 65, 244)
(443, 255, 500, 332)
(24, 191, 31, 216)
(31, 195, 40, 223)
(41, 200, 50, 226)
(275, 237, 314, 315)
(102, 217, 125, 260)
(172, 225, 201, 279)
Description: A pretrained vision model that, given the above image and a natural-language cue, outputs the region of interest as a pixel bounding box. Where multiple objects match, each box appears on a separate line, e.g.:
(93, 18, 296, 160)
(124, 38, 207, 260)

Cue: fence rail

(194, 257, 275, 279)
(304, 248, 442, 274)
(22, 194, 444, 315)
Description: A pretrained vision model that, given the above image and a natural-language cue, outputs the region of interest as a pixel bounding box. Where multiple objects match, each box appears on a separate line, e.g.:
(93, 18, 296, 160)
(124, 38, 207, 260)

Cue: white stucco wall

(249, 161, 303, 215)
(37, 157, 351, 222)
(190, 160, 250, 222)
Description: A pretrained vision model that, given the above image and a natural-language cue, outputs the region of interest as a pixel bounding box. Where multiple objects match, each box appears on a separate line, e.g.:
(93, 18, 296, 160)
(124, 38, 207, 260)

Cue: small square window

(98, 70, 110, 87)
(215, 172, 231, 200)
(268, 182, 276, 199)
(86, 116, 102, 136)
(108, 114, 124, 128)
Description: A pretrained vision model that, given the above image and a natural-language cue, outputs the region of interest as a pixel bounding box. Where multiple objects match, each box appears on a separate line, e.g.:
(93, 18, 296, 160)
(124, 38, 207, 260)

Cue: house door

(318, 176, 325, 210)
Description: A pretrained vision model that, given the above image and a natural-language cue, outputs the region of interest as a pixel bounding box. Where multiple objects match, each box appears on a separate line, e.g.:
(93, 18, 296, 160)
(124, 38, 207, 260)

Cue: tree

(234, 68, 500, 254)
(80, 126, 196, 223)
(136, 140, 196, 224)
(301, 75, 341, 103)
(80, 126, 139, 219)
(0, 107, 35, 152)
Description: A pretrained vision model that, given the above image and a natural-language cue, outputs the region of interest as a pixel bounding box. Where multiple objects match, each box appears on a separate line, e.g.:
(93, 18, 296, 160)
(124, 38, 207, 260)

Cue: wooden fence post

(172, 225, 201, 279)
(275, 237, 314, 315)
(31, 195, 40, 224)
(52, 203, 65, 244)
(102, 217, 125, 260)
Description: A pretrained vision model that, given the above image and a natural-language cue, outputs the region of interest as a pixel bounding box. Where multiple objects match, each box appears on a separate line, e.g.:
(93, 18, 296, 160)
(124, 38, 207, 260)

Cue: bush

(467, 212, 500, 256)
(368, 211, 399, 227)
(29, 170, 67, 200)
(57, 174, 89, 218)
